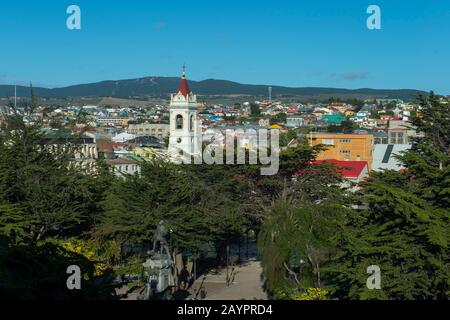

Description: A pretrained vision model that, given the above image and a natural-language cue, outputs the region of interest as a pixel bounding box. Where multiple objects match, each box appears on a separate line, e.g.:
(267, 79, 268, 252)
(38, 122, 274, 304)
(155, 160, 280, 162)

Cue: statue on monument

(151, 220, 171, 258)
(141, 220, 175, 300)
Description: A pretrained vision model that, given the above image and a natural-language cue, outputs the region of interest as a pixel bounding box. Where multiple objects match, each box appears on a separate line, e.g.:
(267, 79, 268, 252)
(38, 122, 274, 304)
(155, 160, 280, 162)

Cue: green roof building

(323, 114, 346, 125)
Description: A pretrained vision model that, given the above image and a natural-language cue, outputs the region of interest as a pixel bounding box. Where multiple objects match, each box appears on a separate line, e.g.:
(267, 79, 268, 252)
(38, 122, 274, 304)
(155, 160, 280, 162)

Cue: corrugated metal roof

(372, 144, 412, 171)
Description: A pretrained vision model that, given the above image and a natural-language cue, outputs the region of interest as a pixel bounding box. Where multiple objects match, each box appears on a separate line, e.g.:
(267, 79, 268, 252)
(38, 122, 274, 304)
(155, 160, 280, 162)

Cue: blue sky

(1, 0, 449, 93)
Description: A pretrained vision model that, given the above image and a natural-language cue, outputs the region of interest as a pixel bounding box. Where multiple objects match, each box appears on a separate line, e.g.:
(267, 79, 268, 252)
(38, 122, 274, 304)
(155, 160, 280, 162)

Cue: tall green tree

(329, 92, 449, 300)
(259, 197, 351, 295)
(0, 96, 117, 299)
(97, 159, 249, 262)
(257, 142, 352, 297)
(0, 106, 100, 241)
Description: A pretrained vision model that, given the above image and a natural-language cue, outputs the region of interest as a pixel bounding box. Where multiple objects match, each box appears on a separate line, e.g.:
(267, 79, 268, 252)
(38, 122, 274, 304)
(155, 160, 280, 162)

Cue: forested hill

(0, 76, 426, 101)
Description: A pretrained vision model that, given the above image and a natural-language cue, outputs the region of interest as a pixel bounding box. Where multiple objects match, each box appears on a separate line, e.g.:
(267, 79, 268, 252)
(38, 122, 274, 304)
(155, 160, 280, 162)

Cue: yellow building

(344, 109, 355, 117)
(308, 133, 374, 170)
(133, 147, 159, 160)
(268, 124, 282, 130)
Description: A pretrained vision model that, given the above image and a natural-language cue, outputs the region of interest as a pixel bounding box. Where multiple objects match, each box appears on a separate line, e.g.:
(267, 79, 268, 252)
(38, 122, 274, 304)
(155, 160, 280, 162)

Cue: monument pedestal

(142, 253, 175, 300)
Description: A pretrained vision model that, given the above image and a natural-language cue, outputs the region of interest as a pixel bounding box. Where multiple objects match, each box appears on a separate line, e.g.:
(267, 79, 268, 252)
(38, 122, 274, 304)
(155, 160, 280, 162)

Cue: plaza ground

(189, 260, 267, 300)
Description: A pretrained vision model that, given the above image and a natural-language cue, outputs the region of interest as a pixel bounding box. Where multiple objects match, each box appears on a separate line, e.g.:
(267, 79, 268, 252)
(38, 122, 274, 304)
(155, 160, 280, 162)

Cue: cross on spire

(182, 63, 186, 77)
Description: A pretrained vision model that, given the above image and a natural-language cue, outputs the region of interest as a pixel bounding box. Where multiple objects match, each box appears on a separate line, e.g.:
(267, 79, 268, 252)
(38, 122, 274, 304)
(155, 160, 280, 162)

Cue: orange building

(308, 133, 374, 170)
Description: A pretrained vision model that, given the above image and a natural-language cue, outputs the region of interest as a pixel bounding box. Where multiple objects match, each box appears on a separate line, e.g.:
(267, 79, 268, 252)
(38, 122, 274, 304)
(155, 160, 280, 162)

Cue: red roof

(97, 139, 114, 154)
(177, 73, 191, 97)
(111, 141, 126, 148)
(309, 160, 368, 178)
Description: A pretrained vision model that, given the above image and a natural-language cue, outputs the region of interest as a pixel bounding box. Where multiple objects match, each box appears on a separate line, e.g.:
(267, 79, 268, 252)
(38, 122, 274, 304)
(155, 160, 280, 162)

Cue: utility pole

(14, 85, 17, 108)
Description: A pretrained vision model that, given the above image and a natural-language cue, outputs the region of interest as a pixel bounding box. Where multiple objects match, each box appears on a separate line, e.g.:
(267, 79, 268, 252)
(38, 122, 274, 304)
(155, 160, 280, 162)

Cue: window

(322, 139, 334, 145)
(390, 132, 397, 144)
(339, 150, 351, 154)
(190, 115, 195, 132)
(176, 114, 183, 129)
(398, 132, 404, 144)
(339, 139, 352, 143)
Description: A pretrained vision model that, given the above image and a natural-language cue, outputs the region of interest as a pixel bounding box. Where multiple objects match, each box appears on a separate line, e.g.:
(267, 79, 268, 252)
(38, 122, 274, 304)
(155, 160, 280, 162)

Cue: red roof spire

(177, 64, 190, 97)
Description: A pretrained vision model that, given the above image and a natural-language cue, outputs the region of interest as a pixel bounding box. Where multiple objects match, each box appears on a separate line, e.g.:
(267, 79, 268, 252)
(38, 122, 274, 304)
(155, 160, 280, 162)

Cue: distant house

(286, 116, 304, 128)
(344, 109, 355, 117)
(372, 144, 411, 171)
(308, 132, 374, 170)
(353, 111, 369, 122)
(374, 120, 418, 145)
(133, 147, 167, 161)
(308, 159, 369, 183)
(209, 115, 224, 122)
(259, 118, 270, 127)
(126, 135, 163, 148)
(96, 117, 129, 126)
(112, 132, 136, 143)
(224, 110, 240, 118)
(41, 133, 98, 161)
(377, 99, 403, 105)
(313, 107, 330, 116)
(97, 139, 115, 159)
(106, 157, 141, 177)
(294, 159, 369, 192)
(287, 105, 298, 113)
(361, 118, 378, 128)
(268, 124, 283, 130)
(127, 123, 169, 140)
(323, 114, 345, 125)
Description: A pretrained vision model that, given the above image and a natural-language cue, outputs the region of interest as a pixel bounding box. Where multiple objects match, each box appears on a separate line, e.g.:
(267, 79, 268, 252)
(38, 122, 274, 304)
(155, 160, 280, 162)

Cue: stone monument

(140, 220, 175, 300)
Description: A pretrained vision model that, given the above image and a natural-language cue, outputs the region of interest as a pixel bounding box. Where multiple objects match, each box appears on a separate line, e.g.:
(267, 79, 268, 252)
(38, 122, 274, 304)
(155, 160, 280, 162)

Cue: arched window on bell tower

(176, 114, 183, 129)
(190, 114, 195, 132)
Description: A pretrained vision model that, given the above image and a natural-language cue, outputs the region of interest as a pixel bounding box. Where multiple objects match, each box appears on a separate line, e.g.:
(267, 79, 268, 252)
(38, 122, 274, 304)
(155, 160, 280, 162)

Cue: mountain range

(0, 76, 427, 101)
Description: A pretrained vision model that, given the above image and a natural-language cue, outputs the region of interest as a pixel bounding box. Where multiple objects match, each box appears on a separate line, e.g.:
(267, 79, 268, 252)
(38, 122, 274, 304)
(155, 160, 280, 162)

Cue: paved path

(190, 260, 267, 300)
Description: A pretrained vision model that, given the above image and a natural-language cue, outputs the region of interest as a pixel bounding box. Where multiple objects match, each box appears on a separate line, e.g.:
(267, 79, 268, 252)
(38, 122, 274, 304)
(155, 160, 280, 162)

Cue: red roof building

(309, 159, 369, 181)
(97, 139, 115, 159)
(287, 105, 298, 113)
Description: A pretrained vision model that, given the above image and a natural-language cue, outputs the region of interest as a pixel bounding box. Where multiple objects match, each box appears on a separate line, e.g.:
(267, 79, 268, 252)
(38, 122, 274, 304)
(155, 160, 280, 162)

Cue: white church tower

(168, 66, 200, 157)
